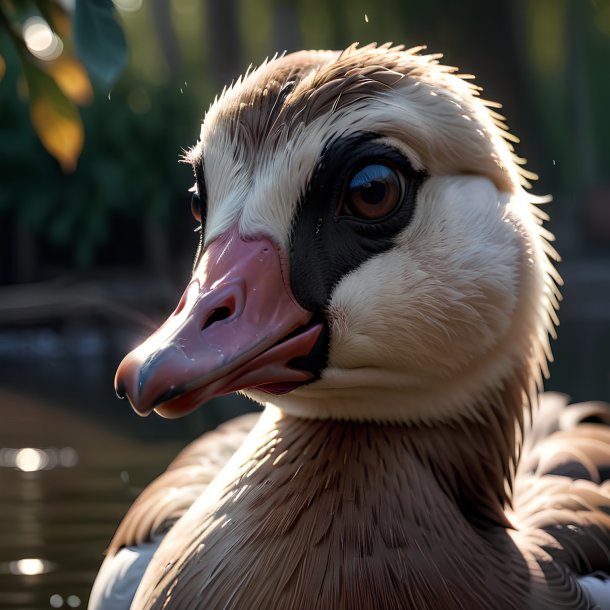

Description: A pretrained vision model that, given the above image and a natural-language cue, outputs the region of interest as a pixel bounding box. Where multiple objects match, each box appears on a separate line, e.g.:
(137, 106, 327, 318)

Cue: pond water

(0, 324, 255, 610)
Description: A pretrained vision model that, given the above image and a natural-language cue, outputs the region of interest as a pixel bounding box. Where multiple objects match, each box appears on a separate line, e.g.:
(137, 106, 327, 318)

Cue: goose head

(116, 44, 559, 433)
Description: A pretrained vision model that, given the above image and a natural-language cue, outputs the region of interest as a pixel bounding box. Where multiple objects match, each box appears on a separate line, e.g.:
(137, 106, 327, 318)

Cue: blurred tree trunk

(205, 0, 243, 88)
(272, 0, 301, 53)
(507, 0, 595, 194)
(505, 0, 555, 177)
(150, 0, 182, 79)
(328, 0, 348, 48)
(148, 0, 181, 281)
(566, 0, 597, 187)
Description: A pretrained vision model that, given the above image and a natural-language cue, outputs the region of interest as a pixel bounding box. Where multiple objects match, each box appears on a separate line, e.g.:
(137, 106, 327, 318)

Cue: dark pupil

(359, 181, 386, 205)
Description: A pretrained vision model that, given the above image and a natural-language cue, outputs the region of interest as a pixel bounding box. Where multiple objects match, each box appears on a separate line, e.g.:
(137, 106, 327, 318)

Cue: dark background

(0, 0, 609, 608)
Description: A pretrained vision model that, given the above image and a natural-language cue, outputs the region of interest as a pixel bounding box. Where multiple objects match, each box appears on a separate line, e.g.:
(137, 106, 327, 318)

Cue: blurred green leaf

(73, 0, 127, 88)
(22, 56, 83, 172)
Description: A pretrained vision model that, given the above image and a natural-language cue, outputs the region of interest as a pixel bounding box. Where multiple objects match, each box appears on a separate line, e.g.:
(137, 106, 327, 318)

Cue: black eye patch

(190, 160, 208, 271)
(192, 160, 208, 225)
(289, 132, 426, 312)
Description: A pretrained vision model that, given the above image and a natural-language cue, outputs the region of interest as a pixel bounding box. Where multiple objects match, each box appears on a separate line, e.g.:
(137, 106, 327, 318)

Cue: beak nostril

(202, 306, 232, 330)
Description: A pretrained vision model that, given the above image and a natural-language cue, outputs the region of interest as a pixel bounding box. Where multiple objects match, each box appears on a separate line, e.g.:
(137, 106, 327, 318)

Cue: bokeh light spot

(50, 593, 64, 608)
(15, 448, 47, 472)
(23, 17, 63, 61)
(9, 558, 53, 575)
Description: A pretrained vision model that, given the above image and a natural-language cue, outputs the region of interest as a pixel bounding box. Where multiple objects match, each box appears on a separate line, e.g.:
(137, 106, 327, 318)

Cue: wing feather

(512, 396, 610, 607)
(88, 413, 260, 610)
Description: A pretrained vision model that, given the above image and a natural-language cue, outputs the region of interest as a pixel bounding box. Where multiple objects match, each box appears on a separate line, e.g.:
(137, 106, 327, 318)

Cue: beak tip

(114, 373, 152, 416)
(115, 382, 126, 400)
(115, 355, 151, 414)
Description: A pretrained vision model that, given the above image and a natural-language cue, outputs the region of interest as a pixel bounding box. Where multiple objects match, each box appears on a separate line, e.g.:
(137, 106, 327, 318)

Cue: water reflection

(0, 323, 256, 609)
(8, 558, 54, 576)
(15, 449, 47, 472)
(0, 447, 79, 472)
(50, 593, 81, 608)
(0, 387, 184, 610)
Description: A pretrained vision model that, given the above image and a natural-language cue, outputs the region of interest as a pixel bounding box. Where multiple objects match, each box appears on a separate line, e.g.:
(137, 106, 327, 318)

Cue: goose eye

(191, 192, 204, 223)
(342, 163, 403, 220)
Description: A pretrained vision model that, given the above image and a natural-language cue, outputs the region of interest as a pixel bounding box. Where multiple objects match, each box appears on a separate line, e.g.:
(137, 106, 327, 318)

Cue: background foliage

(1, 0, 609, 272)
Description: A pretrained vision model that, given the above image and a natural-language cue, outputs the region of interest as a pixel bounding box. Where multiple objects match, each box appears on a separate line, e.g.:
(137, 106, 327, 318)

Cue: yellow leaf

(0, 54, 5, 81)
(30, 95, 83, 172)
(23, 57, 84, 172)
(46, 54, 94, 105)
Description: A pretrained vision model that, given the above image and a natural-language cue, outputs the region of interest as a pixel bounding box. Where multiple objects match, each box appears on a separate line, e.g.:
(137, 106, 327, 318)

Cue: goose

(89, 43, 610, 609)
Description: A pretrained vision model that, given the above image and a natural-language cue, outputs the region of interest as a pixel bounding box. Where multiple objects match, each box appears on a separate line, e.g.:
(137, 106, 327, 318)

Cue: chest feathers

(132, 409, 533, 610)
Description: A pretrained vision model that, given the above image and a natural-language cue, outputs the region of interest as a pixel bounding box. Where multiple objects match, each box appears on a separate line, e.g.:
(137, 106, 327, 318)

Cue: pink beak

(115, 225, 325, 418)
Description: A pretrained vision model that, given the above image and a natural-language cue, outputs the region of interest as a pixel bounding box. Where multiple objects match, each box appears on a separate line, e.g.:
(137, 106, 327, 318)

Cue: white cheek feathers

(331, 176, 520, 369)
(270, 176, 547, 425)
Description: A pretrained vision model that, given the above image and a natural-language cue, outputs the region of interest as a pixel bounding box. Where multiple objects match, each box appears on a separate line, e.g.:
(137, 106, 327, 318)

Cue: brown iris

(191, 192, 203, 222)
(342, 163, 403, 220)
